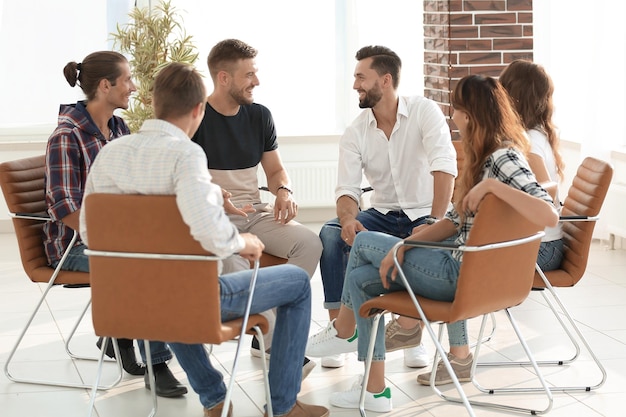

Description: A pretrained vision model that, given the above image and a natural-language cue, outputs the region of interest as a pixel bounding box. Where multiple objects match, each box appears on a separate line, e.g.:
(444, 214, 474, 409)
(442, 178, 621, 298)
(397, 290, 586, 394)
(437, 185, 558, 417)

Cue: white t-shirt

(528, 128, 563, 242)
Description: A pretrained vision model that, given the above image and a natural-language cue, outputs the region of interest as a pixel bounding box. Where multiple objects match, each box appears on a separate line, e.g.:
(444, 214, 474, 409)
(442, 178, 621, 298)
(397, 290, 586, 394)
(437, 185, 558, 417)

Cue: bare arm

(336, 195, 368, 245)
(463, 178, 559, 228)
(430, 171, 455, 219)
(260, 150, 297, 224)
(527, 153, 559, 202)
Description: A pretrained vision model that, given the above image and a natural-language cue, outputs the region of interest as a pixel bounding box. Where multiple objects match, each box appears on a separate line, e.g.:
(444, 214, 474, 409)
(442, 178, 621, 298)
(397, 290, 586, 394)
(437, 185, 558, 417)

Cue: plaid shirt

(446, 147, 553, 262)
(43, 101, 130, 265)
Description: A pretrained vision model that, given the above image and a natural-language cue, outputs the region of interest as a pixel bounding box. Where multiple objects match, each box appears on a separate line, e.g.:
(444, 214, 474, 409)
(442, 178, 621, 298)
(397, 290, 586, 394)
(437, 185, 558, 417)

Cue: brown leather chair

(480, 156, 612, 393)
(0, 155, 122, 389)
(358, 193, 552, 417)
(83, 193, 272, 417)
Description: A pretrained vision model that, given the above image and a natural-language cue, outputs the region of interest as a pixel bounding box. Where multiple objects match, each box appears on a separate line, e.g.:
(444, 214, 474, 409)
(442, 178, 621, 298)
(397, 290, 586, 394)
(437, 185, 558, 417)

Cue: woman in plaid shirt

(305, 74, 559, 412)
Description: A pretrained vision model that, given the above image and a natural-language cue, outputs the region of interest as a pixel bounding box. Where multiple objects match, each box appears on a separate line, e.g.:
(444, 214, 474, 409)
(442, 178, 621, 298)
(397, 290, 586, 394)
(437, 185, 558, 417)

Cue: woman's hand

(461, 178, 495, 214)
(379, 246, 406, 289)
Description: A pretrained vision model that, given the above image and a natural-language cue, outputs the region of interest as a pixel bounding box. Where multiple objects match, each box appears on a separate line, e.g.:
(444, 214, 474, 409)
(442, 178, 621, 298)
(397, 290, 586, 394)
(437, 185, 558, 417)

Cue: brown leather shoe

(204, 401, 233, 417)
(265, 400, 329, 417)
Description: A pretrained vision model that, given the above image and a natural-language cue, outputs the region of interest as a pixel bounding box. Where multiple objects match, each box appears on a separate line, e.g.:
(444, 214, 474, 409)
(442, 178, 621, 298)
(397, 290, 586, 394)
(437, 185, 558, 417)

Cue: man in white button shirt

(308, 45, 457, 368)
(80, 62, 328, 417)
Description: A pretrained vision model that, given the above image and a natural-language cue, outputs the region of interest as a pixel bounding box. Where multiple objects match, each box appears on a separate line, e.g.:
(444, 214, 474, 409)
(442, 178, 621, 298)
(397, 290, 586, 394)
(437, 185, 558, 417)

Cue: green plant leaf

(111, 0, 198, 133)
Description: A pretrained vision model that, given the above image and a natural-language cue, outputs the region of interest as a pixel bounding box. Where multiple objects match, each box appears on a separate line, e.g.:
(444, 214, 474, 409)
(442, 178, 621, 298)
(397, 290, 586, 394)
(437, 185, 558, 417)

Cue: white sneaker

(321, 353, 345, 368)
(330, 376, 392, 412)
(404, 343, 429, 368)
(306, 319, 358, 357)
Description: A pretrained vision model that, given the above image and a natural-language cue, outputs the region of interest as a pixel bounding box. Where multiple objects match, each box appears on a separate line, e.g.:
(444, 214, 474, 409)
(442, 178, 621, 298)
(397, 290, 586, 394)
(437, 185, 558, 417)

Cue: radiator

(605, 183, 626, 249)
(259, 162, 337, 208)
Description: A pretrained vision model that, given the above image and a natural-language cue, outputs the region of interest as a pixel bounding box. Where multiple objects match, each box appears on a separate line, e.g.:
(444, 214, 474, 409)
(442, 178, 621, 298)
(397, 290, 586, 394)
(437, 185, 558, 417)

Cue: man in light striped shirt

(80, 63, 328, 417)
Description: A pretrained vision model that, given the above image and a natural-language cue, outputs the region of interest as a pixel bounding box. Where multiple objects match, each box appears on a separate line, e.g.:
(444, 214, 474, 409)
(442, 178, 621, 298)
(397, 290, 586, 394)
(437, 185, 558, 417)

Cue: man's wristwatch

(424, 216, 438, 225)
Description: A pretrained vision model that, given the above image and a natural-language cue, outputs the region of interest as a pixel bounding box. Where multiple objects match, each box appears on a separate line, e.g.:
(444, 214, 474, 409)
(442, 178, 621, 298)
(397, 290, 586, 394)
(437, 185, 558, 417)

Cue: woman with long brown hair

(305, 74, 558, 412)
(499, 59, 564, 273)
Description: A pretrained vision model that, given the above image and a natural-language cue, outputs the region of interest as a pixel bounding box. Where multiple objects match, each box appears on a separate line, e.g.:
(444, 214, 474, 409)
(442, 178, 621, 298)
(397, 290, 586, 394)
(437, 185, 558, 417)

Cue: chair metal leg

(359, 312, 383, 417)
(359, 308, 476, 417)
(5, 231, 122, 389)
(145, 341, 158, 417)
(4, 278, 122, 389)
(87, 336, 113, 417)
(64, 296, 100, 361)
(470, 312, 496, 348)
(462, 311, 554, 414)
(392, 262, 552, 415)
(478, 290, 581, 367)
(477, 265, 607, 392)
(253, 326, 272, 417)
(223, 260, 272, 417)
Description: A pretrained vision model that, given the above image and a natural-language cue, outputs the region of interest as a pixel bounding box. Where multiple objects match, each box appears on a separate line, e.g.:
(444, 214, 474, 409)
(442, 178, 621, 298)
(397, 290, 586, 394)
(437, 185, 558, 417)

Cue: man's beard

(230, 87, 253, 105)
(358, 84, 382, 108)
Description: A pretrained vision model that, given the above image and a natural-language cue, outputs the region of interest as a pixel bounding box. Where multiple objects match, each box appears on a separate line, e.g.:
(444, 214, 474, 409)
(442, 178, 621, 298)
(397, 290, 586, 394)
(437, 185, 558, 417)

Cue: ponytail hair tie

(76, 62, 82, 71)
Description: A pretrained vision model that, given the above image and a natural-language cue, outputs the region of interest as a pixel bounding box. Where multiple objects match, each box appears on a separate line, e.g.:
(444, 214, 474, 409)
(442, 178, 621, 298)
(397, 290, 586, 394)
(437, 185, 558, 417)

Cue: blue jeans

(167, 264, 311, 414)
(319, 208, 429, 310)
(537, 239, 564, 271)
(341, 231, 461, 361)
(53, 243, 173, 364)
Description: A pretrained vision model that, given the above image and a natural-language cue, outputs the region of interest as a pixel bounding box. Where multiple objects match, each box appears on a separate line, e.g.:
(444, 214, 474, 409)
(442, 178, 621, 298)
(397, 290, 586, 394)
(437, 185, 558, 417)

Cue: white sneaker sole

(321, 354, 345, 368)
(330, 393, 392, 412)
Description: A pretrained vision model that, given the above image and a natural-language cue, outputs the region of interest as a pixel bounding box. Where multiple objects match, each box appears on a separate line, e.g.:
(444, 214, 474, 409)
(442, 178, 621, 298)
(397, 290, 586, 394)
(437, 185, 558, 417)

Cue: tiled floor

(1, 228, 625, 417)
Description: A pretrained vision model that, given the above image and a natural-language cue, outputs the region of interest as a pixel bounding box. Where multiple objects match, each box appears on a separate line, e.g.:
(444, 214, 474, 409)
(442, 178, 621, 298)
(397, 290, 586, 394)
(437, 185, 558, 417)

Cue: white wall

(0, 0, 111, 130)
(533, 0, 626, 156)
(1, 0, 626, 245)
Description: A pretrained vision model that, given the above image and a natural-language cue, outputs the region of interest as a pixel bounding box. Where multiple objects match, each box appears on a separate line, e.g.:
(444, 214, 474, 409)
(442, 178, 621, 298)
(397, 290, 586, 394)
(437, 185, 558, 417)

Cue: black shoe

(250, 335, 270, 359)
(96, 337, 146, 376)
(144, 364, 188, 398)
(302, 357, 316, 380)
(251, 336, 315, 380)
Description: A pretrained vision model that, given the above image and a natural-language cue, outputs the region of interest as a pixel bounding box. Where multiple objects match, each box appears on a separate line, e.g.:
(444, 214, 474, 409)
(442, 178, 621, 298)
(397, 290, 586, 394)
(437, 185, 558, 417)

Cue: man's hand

(239, 233, 265, 261)
(273, 191, 297, 224)
(410, 223, 429, 235)
(223, 189, 255, 217)
(340, 218, 368, 246)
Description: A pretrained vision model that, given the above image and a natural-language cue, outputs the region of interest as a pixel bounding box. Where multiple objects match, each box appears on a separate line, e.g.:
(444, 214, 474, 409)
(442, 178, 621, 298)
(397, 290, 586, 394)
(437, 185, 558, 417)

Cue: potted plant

(111, 0, 199, 132)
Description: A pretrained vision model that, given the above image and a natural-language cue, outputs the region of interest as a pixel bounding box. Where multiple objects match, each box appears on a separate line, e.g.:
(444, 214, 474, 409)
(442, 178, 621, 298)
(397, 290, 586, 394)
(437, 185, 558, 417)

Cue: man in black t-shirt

(192, 39, 322, 380)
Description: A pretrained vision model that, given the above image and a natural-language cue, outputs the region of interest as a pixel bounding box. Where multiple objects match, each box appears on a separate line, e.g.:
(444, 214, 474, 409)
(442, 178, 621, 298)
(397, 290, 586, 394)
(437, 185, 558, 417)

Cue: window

(0, 0, 423, 137)
(534, 0, 626, 151)
(165, 0, 424, 136)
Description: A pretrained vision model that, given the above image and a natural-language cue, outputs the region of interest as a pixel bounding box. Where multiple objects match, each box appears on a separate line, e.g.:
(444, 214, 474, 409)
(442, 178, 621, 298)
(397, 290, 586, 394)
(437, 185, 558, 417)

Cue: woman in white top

(500, 59, 565, 271)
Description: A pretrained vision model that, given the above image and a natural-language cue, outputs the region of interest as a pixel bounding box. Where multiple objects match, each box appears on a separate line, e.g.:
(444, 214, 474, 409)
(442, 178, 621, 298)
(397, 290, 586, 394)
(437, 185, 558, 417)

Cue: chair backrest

(446, 193, 544, 322)
(0, 155, 86, 284)
(84, 193, 252, 345)
(533, 157, 613, 288)
(359, 193, 543, 323)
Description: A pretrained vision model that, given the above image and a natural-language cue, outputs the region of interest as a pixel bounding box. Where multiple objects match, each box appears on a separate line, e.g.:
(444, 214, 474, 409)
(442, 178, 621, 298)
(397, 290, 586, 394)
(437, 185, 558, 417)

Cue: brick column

(423, 0, 533, 137)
